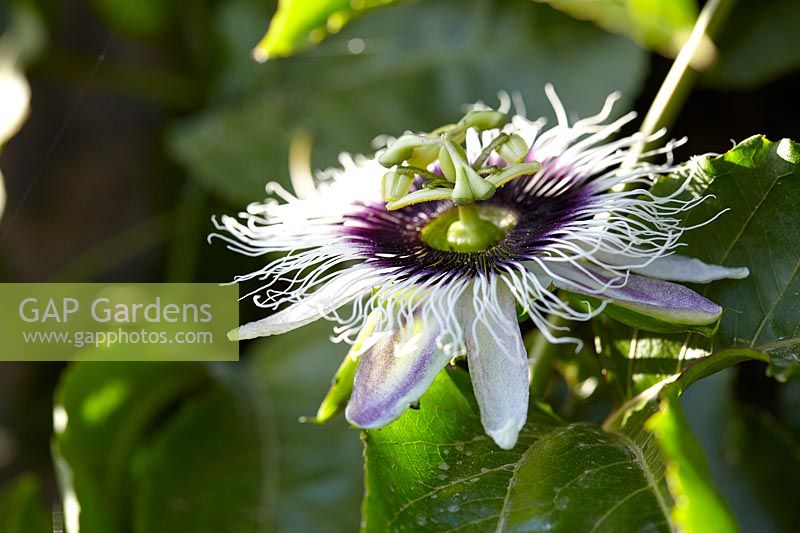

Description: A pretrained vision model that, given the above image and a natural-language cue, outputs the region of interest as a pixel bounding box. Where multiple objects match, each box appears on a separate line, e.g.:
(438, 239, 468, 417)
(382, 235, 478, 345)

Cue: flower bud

(497, 134, 529, 164)
(381, 171, 414, 202)
(459, 110, 507, 131)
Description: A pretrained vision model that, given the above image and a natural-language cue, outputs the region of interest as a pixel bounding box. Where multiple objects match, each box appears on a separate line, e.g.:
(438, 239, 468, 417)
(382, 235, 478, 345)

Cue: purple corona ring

(212, 86, 748, 450)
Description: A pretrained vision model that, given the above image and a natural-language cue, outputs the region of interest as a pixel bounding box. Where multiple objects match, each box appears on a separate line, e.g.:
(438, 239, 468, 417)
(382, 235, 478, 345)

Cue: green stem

(457, 204, 480, 225)
(623, 0, 735, 167)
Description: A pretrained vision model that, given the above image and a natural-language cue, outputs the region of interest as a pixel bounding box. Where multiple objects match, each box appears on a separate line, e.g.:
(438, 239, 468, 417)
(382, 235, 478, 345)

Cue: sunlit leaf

(674, 135, 800, 380)
(536, 0, 700, 59)
(591, 315, 712, 402)
(253, 0, 396, 61)
(605, 349, 759, 533)
(646, 390, 737, 532)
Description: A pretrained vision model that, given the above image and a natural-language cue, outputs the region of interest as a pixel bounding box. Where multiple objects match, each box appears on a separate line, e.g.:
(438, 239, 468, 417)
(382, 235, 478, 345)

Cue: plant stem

(623, 0, 735, 167)
(457, 204, 480, 225)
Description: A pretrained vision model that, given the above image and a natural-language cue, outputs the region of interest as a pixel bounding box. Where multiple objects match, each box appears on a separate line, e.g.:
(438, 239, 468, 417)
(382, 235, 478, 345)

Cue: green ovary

(420, 204, 517, 253)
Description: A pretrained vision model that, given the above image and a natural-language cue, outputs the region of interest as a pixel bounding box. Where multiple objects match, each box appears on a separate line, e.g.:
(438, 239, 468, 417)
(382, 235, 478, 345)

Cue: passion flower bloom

(213, 86, 748, 449)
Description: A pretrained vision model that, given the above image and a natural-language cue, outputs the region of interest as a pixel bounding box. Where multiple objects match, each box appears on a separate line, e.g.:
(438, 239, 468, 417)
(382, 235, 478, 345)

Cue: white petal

(460, 281, 528, 450)
(229, 268, 377, 340)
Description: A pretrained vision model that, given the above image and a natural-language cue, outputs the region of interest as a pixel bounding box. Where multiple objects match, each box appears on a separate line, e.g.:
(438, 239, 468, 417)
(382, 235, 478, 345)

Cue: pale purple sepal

(460, 283, 529, 450)
(548, 263, 722, 325)
(345, 321, 450, 429)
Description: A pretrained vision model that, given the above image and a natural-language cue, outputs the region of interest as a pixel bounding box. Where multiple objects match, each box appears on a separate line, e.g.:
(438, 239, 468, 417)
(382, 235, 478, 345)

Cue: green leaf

(675, 135, 800, 381)
(705, 0, 800, 88)
(253, 0, 396, 60)
(0, 475, 50, 533)
(535, 0, 699, 58)
(646, 390, 737, 532)
(52, 362, 210, 532)
(682, 370, 800, 530)
(170, 0, 647, 204)
(53, 324, 361, 532)
(364, 368, 677, 532)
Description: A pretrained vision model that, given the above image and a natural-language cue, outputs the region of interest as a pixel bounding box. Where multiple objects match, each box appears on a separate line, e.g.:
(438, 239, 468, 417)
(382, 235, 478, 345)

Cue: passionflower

(213, 86, 748, 449)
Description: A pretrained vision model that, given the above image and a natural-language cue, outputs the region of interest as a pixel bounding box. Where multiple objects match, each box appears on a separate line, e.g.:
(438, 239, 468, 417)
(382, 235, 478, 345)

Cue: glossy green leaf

(672, 135, 800, 381)
(536, 0, 698, 58)
(253, 0, 396, 60)
(169, 0, 647, 204)
(364, 368, 677, 532)
(52, 362, 209, 533)
(706, 0, 800, 88)
(0, 475, 50, 533)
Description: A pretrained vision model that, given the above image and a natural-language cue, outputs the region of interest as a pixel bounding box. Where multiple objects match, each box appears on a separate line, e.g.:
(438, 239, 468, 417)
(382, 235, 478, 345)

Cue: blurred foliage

(536, 0, 698, 59)
(168, 0, 647, 204)
(682, 371, 800, 531)
(51, 322, 361, 532)
(0, 475, 50, 533)
(646, 391, 737, 532)
(88, 0, 179, 36)
(706, 0, 800, 88)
